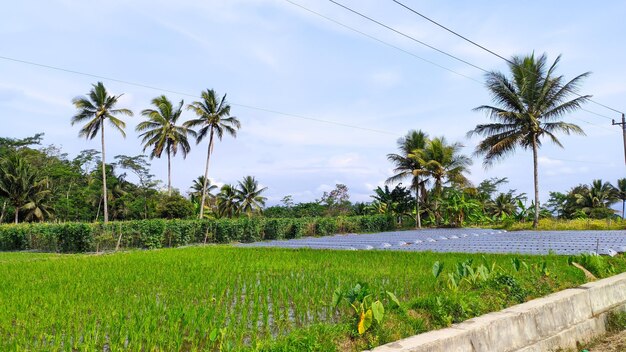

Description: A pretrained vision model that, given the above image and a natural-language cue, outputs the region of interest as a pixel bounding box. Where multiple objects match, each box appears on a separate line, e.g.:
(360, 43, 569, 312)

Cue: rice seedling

(0, 246, 624, 351)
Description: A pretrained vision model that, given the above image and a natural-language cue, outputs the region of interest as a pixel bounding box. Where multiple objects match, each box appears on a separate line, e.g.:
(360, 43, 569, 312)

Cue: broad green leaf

(386, 291, 400, 308)
(209, 328, 218, 341)
(371, 300, 384, 324)
(432, 261, 444, 279)
(332, 287, 343, 308)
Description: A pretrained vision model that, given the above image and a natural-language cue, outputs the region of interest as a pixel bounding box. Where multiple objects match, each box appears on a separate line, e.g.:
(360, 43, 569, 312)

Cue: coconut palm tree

(617, 178, 626, 219)
(185, 89, 241, 219)
(410, 137, 472, 225)
(71, 82, 133, 223)
(21, 177, 53, 222)
(467, 53, 590, 228)
(190, 176, 218, 204)
(137, 95, 194, 196)
(386, 130, 429, 228)
(236, 176, 267, 216)
(0, 154, 50, 223)
(216, 184, 240, 218)
(412, 137, 472, 195)
(574, 179, 618, 215)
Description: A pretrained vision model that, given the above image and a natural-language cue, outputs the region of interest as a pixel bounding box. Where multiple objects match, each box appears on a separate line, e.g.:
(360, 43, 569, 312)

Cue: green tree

(216, 184, 240, 218)
(236, 176, 267, 216)
(386, 130, 429, 228)
(137, 96, 194, 196)
(320, 184, 352, 216)
(411, 137, 472, 224)
(115, 155, 158, 219)
(185, 89, 241, 219)
(71, 82, 133, 223)
(468, 53, 589, 228)
(157, 193, 195, 219)
(0, 154, 50, 223)
(574, 179, 618, 218)
(413, 137, 472, 195)
(189, 176, 218, 216)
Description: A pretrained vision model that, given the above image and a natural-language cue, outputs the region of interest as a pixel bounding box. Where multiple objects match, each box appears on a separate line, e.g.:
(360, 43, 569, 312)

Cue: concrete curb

(370, 272, 626, 352)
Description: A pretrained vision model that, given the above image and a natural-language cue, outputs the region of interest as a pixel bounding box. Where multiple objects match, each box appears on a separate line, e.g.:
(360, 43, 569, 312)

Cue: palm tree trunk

(167, 148, 172, 196)
(14, 204, 18, 224)
(622, 200, 625, 219)
(415, 176, 421, 229)
(101, 121, 109, 223)
(199, 129, 215, 219)
(0, 201, 6, 223)
(532, 135, 540, 229)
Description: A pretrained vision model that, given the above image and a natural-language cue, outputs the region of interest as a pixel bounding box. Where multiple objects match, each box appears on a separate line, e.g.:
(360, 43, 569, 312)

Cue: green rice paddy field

(1, 246, 625, 351)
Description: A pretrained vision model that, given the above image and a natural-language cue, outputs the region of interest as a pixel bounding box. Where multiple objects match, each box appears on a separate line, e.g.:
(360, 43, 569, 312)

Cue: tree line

(1, 53, 624, 226)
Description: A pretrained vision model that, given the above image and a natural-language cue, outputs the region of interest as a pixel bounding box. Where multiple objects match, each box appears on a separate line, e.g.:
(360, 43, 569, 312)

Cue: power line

(327, 0, 487, 73)
(284, 0, 481, 83)
(390, 0, 624, 116)
(0, 55, 398, 136)
(286, 1, 618, 133)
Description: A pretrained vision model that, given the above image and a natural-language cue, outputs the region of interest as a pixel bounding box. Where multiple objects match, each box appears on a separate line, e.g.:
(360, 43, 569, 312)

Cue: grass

(0, 246, 625, 351)
(499, 218, 626, 231)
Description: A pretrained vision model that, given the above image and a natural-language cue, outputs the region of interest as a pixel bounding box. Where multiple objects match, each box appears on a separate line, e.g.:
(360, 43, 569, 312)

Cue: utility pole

(613, 113, 626, 165)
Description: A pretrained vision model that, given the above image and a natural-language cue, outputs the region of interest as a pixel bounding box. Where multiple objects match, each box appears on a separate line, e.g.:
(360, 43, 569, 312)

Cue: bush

(0, 215, 394, 253)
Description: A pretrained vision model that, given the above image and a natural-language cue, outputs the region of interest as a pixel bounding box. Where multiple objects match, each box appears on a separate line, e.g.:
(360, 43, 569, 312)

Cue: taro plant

(435, 258, 500, 292)
(332, 283, 400, 335)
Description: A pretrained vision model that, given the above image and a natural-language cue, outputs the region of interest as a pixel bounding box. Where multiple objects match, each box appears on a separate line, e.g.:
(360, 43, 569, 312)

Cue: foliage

(185, 89, 241, 219)
(468, 53, 590, 228)
(71, 81, 133, 223)
(0, 214, 394, 252)
(156, 193, 195, 219)
(137, 95, 194, 195)
(0, 247, 620, 351)
(504, 218, 626, 231)
(568, 253, 615, 278)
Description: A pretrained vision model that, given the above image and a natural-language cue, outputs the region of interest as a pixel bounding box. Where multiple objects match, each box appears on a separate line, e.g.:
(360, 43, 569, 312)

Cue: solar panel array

(240, 228, 626, 256)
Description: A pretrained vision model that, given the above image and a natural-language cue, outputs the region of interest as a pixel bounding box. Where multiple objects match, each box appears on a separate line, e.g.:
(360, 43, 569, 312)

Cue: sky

(1, 0, 625, 205)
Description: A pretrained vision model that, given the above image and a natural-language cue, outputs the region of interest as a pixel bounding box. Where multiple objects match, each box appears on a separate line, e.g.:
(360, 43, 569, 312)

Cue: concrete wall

(370, 272, 626, 352)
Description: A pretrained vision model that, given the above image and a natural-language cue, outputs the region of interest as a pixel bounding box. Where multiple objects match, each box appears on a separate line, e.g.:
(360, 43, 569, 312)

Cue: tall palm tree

(71, 82, 133, 223)
(412, 137, 472, 195)
(236, 176, 267, 216)
(137, 95, 194, 196)
(216, 184, 240, 218)
(617, 178, 626, 219)
(185, 89, 241, 219)
(386, 130, 429, 228)
(467, 53, 590, 228)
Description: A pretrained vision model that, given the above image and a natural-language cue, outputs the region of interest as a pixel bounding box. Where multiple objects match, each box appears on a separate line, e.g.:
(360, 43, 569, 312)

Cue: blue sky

(1, 0, 625, 205)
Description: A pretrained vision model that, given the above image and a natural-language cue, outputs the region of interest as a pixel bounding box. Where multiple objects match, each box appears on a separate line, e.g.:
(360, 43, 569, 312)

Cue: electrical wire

(285, 1, 618, 133)
(327, 0, 487, 73)
(0, 55, 398, 136)
(284, 0, 481, 83)
(390, 0, 624, 117)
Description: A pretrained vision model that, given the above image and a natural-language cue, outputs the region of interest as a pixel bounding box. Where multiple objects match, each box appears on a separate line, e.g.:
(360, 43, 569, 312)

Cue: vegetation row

(0, 215, 394, 253)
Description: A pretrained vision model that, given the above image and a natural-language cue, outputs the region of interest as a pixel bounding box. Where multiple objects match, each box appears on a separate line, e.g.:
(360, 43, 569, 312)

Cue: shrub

(0, 215, 394, 253)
